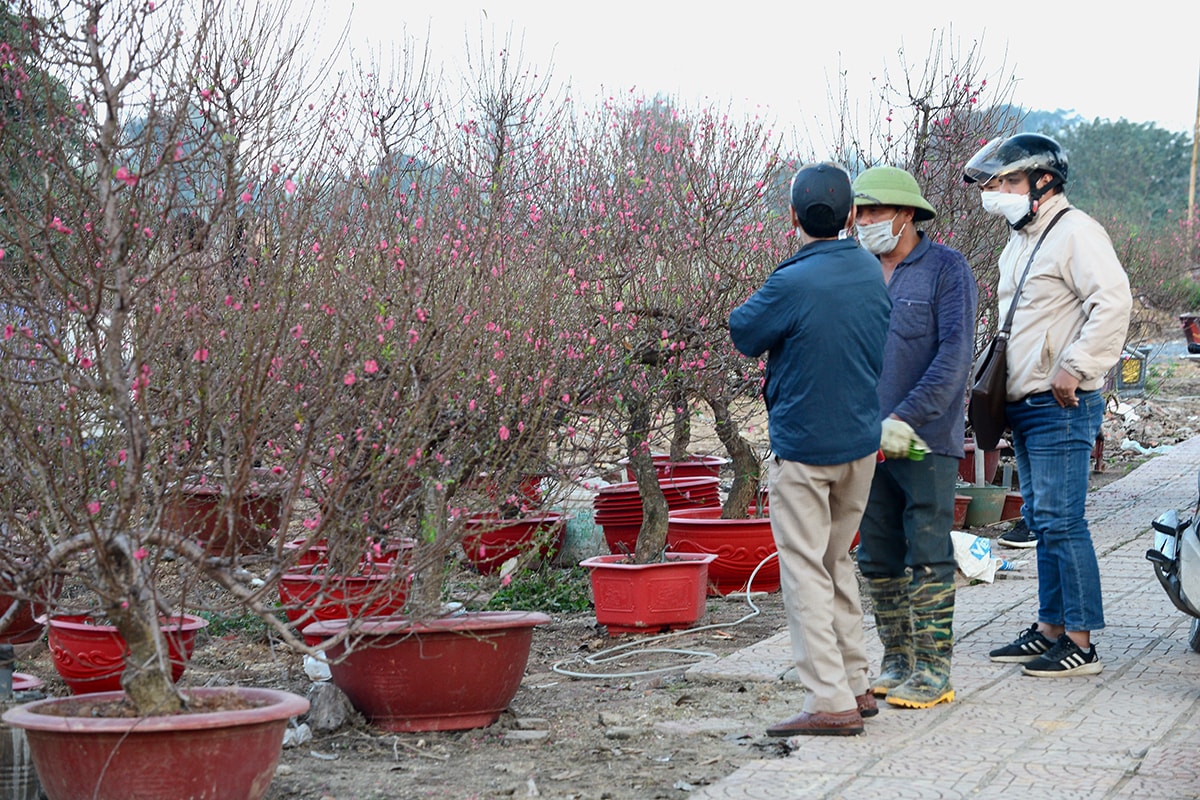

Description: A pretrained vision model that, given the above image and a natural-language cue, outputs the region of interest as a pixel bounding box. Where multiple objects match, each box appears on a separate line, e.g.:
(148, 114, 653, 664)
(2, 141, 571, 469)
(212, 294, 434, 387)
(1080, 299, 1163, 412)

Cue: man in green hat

(852, 166, 978, 709)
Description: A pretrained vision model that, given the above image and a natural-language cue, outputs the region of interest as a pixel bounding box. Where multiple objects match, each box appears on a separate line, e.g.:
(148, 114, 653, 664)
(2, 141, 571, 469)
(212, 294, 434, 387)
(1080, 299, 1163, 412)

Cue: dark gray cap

(790, 163, 852, 238)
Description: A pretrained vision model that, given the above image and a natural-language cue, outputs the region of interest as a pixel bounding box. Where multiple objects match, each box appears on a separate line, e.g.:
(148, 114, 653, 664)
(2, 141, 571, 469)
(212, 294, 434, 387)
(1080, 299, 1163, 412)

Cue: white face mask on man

(980, 191, 1031, 227)
(855, 216, 904, 255)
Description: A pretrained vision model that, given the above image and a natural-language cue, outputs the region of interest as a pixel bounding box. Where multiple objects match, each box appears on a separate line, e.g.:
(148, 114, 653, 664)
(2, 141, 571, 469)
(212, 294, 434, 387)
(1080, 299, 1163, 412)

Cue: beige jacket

(995, 193, 1132, 401)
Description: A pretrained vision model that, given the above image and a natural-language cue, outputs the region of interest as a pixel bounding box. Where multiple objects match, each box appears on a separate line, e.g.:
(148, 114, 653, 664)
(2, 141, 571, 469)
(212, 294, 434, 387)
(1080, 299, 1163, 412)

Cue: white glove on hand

(880, 418, 927, 459)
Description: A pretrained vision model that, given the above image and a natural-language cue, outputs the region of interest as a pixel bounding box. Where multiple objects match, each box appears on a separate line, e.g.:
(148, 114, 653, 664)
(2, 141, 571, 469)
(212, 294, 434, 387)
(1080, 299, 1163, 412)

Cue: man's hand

(880, 417, 928, 459)
(1050, 368, 1081, 408)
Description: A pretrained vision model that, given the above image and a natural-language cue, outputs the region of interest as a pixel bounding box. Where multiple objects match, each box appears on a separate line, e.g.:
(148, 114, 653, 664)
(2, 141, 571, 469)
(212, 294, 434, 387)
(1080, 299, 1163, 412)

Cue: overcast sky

(319, 1, 1198, 144)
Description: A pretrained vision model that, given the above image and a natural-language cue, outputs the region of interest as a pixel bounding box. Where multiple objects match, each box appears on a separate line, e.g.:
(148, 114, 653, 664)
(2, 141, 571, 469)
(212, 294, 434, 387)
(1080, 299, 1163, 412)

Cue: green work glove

(880, 418, 927, 460)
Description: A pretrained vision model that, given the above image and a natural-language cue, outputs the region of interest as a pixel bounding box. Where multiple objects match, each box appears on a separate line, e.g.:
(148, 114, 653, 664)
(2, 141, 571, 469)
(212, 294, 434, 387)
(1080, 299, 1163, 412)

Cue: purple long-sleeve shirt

(877, 233, 978, 459)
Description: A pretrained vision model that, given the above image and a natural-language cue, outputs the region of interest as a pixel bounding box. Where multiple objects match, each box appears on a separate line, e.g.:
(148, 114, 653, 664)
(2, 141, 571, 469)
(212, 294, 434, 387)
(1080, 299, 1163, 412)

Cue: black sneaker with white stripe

(997, 519, 1037, 548)
(988, 623, 1054, 663)
(1022, 634, 1103, 677)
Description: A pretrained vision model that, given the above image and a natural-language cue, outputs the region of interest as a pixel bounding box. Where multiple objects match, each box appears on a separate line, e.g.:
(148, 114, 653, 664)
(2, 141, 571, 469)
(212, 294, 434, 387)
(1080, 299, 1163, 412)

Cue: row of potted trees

(0, 2, 1023, 797)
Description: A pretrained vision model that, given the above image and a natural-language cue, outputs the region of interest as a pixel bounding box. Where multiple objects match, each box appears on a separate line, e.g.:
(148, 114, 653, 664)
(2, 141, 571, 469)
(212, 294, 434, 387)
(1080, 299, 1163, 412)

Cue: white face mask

(981, 191, 1031, 227)
(856, 216, 904, 255)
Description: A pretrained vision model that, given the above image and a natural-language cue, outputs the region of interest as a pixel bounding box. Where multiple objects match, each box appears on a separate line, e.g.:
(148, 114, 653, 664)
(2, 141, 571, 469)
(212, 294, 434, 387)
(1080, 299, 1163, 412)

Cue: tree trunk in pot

(103, 537, 184, 715)
(708, 395, 760, 520)
(626, 399, 669, 563)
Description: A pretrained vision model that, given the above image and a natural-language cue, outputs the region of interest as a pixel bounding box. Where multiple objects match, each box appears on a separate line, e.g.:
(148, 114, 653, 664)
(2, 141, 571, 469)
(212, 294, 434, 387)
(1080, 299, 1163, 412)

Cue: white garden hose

(550, 551, 778, 679)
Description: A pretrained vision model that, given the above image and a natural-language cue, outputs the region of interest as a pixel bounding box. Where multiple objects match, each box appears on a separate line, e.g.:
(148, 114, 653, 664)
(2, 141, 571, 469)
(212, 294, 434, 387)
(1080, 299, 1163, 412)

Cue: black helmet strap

(1012, 170, 1063, 230)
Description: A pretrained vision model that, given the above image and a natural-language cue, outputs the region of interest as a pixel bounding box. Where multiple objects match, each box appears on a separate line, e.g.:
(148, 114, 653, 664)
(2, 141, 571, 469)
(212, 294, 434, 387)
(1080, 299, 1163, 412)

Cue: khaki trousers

(769, 453, 875, 713)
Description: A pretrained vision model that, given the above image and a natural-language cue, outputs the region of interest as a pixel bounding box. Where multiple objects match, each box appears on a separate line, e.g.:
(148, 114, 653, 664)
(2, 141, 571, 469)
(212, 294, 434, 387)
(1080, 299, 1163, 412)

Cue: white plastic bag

(950, 530, 1001, 583)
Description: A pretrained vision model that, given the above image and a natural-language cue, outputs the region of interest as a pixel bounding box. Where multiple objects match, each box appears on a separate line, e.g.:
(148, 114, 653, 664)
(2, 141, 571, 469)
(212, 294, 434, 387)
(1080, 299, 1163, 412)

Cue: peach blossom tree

(0, 0, 589, 715)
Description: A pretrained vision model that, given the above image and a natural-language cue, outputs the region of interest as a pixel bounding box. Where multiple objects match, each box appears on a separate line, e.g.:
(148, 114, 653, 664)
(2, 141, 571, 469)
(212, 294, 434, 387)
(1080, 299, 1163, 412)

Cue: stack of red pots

(592, 477, 721, 554)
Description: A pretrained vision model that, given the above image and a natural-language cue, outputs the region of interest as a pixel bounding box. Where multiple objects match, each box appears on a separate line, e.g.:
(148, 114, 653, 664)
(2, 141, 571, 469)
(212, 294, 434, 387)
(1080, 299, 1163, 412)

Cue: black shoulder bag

(968, 208, 1070, 450)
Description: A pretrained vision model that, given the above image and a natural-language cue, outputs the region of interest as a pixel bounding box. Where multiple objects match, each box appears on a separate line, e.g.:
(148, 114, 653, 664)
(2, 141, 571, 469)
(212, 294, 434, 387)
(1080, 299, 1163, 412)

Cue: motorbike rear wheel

(1189, 617, 1200, 654)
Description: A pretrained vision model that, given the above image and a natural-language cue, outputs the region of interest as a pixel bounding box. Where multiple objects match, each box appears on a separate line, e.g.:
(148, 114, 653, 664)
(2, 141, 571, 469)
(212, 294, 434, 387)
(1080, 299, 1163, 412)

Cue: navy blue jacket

(877, 234, 978, 459)
(729, 238, 890, 465)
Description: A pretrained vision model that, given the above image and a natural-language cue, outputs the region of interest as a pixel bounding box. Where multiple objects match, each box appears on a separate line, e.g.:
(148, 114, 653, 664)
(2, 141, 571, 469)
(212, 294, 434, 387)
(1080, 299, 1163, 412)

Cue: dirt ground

(18, 342, 1200, 800)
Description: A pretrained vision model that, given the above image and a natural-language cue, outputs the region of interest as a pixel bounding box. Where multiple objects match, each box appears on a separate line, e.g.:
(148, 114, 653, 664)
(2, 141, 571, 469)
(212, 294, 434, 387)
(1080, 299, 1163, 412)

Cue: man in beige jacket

(964, 133, 1131, 677)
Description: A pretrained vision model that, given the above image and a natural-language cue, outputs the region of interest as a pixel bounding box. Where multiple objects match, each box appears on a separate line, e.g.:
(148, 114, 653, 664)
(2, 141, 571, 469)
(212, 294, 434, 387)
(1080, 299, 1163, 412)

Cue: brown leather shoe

(766, 709, 864, 737)
(856, 692, 878, 718)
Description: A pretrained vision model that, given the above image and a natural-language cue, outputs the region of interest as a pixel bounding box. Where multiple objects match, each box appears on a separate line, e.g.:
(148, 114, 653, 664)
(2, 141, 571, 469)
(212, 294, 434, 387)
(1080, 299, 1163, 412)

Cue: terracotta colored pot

(160, 470, 284, 556)
(303, 611, 550, 732)
(958, 441, 1006, 485)
(44, 613, 208, 695)
(11, 673, 43, 692)
(0, 597, 47, 646)
(598, 522, 641, 556)
(1, 686, 308, 800)
(619, 454, 729, 481)
(283, 536, 415, 569)
(278, 565, 410, 632)
(1001, 491, 1024, 522)
(0, 574, 61, 645)
(461, 512, 567, 575)
(466, 473, 547, 510)
(954, 495, 971, 529)
(592, 478, 721, 556)
(666, 507, 779, 596)
(580, 552, 716, 635)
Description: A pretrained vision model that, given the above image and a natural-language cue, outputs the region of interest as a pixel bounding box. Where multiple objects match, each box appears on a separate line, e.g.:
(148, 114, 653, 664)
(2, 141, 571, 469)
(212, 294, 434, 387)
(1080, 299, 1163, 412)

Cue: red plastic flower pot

(44, 613, 209, 695)
(592, 478, 722, 555)
(303, 611, 550, 732)
(159, 470, 284, 556)
(954, 494, 971, 529)
(619, 454, 729, 481)
(580, 552, 716, 635)
(277, 565, 411, 635)
(958, 441, 1005, 485)
(11, 673, 42, 692)
(1, 686, 308, 800)
(282, 536, 415, 568)
(1001, 491, 1024, 522)
(460, 512, 567, 575)
(666, 507, 779, 595)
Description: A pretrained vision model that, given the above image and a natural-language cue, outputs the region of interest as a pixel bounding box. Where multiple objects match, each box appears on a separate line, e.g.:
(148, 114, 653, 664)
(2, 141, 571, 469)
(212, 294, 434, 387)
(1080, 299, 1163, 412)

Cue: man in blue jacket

(730, 162, 890, 736)
(852, 166, 978, 710)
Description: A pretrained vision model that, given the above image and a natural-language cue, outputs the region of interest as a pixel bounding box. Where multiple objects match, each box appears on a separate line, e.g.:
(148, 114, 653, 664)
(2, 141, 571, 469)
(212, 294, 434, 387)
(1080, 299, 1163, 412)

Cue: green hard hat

(852, 166, 936, 222)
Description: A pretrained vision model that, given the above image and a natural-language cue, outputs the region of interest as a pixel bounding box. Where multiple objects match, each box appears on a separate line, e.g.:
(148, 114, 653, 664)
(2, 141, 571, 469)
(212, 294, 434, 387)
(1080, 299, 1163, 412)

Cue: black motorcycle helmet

(964, 133, 1068, 229)
(963, 133, 1068, 187)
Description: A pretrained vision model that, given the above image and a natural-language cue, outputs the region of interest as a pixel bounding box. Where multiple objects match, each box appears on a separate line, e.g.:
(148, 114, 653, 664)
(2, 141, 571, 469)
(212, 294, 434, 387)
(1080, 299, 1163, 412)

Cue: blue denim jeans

(1007, 389, 1105, 632)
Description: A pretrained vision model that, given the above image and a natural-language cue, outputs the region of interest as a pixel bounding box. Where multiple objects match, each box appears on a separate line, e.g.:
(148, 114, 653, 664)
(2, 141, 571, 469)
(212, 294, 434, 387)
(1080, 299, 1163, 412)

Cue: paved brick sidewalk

(686, 435, 1200, 800)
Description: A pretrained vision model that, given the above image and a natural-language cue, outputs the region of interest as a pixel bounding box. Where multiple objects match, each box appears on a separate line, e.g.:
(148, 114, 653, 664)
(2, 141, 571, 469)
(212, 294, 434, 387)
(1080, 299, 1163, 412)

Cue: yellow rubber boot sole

(885, 688, 954, 709)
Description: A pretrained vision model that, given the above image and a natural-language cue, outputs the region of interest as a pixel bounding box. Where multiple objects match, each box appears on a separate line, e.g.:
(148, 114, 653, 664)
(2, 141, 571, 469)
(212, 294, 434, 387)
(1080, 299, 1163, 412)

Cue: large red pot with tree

(303, 611, 551, 732)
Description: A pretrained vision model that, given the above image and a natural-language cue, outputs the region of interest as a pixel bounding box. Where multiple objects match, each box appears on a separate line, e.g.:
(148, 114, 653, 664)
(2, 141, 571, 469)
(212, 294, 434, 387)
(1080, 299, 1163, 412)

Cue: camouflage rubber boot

(865, 575, 913, 697)
(886, 579, 955, 709)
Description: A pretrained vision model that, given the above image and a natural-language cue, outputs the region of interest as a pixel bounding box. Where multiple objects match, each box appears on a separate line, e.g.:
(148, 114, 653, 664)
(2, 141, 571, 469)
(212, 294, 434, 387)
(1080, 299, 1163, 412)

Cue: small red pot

(460, 512, 567, 575)
(160, 470, 285, 556)
(0, 584, 59, 646)
(1001, 491, 1024, 522)
(580, 552, 716, 635)
(44, 613, 209, 695)
(282, 536, 415, 568)
(593, 478, 722, 556)
(278, 565, 410, 635)
(619, 454, 729, 481)
(958, 441, 1006, 485)
(12, 672, 43, 692)
(954, 495, 971, 529)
